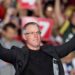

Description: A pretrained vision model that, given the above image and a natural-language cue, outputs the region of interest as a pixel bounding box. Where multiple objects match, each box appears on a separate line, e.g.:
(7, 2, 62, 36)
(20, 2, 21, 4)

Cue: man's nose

(34, 33, 38, 38)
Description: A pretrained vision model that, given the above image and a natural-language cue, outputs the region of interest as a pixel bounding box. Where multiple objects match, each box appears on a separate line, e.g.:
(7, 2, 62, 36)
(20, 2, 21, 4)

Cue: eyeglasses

(25, 31, 41, 35)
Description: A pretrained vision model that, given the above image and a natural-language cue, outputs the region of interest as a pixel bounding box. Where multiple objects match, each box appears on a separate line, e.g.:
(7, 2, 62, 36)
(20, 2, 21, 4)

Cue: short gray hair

(22, 22, 40, 34)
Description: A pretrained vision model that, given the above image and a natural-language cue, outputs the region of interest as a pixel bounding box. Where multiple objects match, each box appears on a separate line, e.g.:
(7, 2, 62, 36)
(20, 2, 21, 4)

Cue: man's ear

(22, 34, 27, 41)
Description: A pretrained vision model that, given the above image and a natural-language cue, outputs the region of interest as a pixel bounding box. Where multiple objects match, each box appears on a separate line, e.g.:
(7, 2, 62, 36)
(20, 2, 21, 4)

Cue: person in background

(0, 22, 24, 75)
(0, 22, 24, 49)
(61, 52, 75, 75)
(62, 10, 75, 43)
(43, 1, 54, 19)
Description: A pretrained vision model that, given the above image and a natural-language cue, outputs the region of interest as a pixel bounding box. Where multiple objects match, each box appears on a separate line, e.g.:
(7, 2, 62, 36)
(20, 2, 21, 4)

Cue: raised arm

(0, 44, 28, 74)
(54, 0, 65, 25)
(36, 0, 43, 17)
(0, 44, 19, 64)
(55, 36, 75, 58)
(43, 36, 75, 58)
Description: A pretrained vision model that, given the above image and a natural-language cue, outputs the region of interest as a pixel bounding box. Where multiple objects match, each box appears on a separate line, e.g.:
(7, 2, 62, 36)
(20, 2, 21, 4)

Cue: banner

(17, 0, 36, 9)
(21, 17, 54, 40)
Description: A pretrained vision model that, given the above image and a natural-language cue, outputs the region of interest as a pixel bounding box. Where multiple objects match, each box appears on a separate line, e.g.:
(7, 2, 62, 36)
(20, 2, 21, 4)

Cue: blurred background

(0, 0, 75, 75)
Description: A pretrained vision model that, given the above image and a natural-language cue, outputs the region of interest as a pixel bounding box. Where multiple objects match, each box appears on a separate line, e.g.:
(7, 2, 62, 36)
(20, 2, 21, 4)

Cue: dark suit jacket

(0, 36, 75, 75)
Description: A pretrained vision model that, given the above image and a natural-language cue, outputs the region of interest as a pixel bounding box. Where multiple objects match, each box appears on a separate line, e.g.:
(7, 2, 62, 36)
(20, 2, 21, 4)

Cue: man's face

(3, 27, 17, 40)
(45, 6, 54, 18)
(23, 24, 41, 48)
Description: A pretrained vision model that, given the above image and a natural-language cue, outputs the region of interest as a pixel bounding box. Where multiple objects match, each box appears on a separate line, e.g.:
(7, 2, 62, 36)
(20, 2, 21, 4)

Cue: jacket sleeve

(0, 44, 20, 64)
(54, 36, 75, 58)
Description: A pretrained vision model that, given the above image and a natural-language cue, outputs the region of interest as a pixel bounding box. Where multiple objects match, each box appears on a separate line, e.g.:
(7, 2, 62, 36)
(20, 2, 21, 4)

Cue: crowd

(0, 0, 75, 75)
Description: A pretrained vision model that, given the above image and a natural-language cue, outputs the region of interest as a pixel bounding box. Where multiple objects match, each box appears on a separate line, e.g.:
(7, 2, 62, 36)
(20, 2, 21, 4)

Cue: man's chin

(33, 44, 40, 48)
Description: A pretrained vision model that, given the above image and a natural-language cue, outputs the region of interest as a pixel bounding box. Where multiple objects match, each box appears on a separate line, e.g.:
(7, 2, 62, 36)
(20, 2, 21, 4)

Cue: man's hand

(6, 7, 16, 16)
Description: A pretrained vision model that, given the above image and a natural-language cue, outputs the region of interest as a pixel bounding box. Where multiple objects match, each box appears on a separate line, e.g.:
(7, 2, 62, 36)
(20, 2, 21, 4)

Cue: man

(0, 20, 75, 75)
(0, 22, 24, 49)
